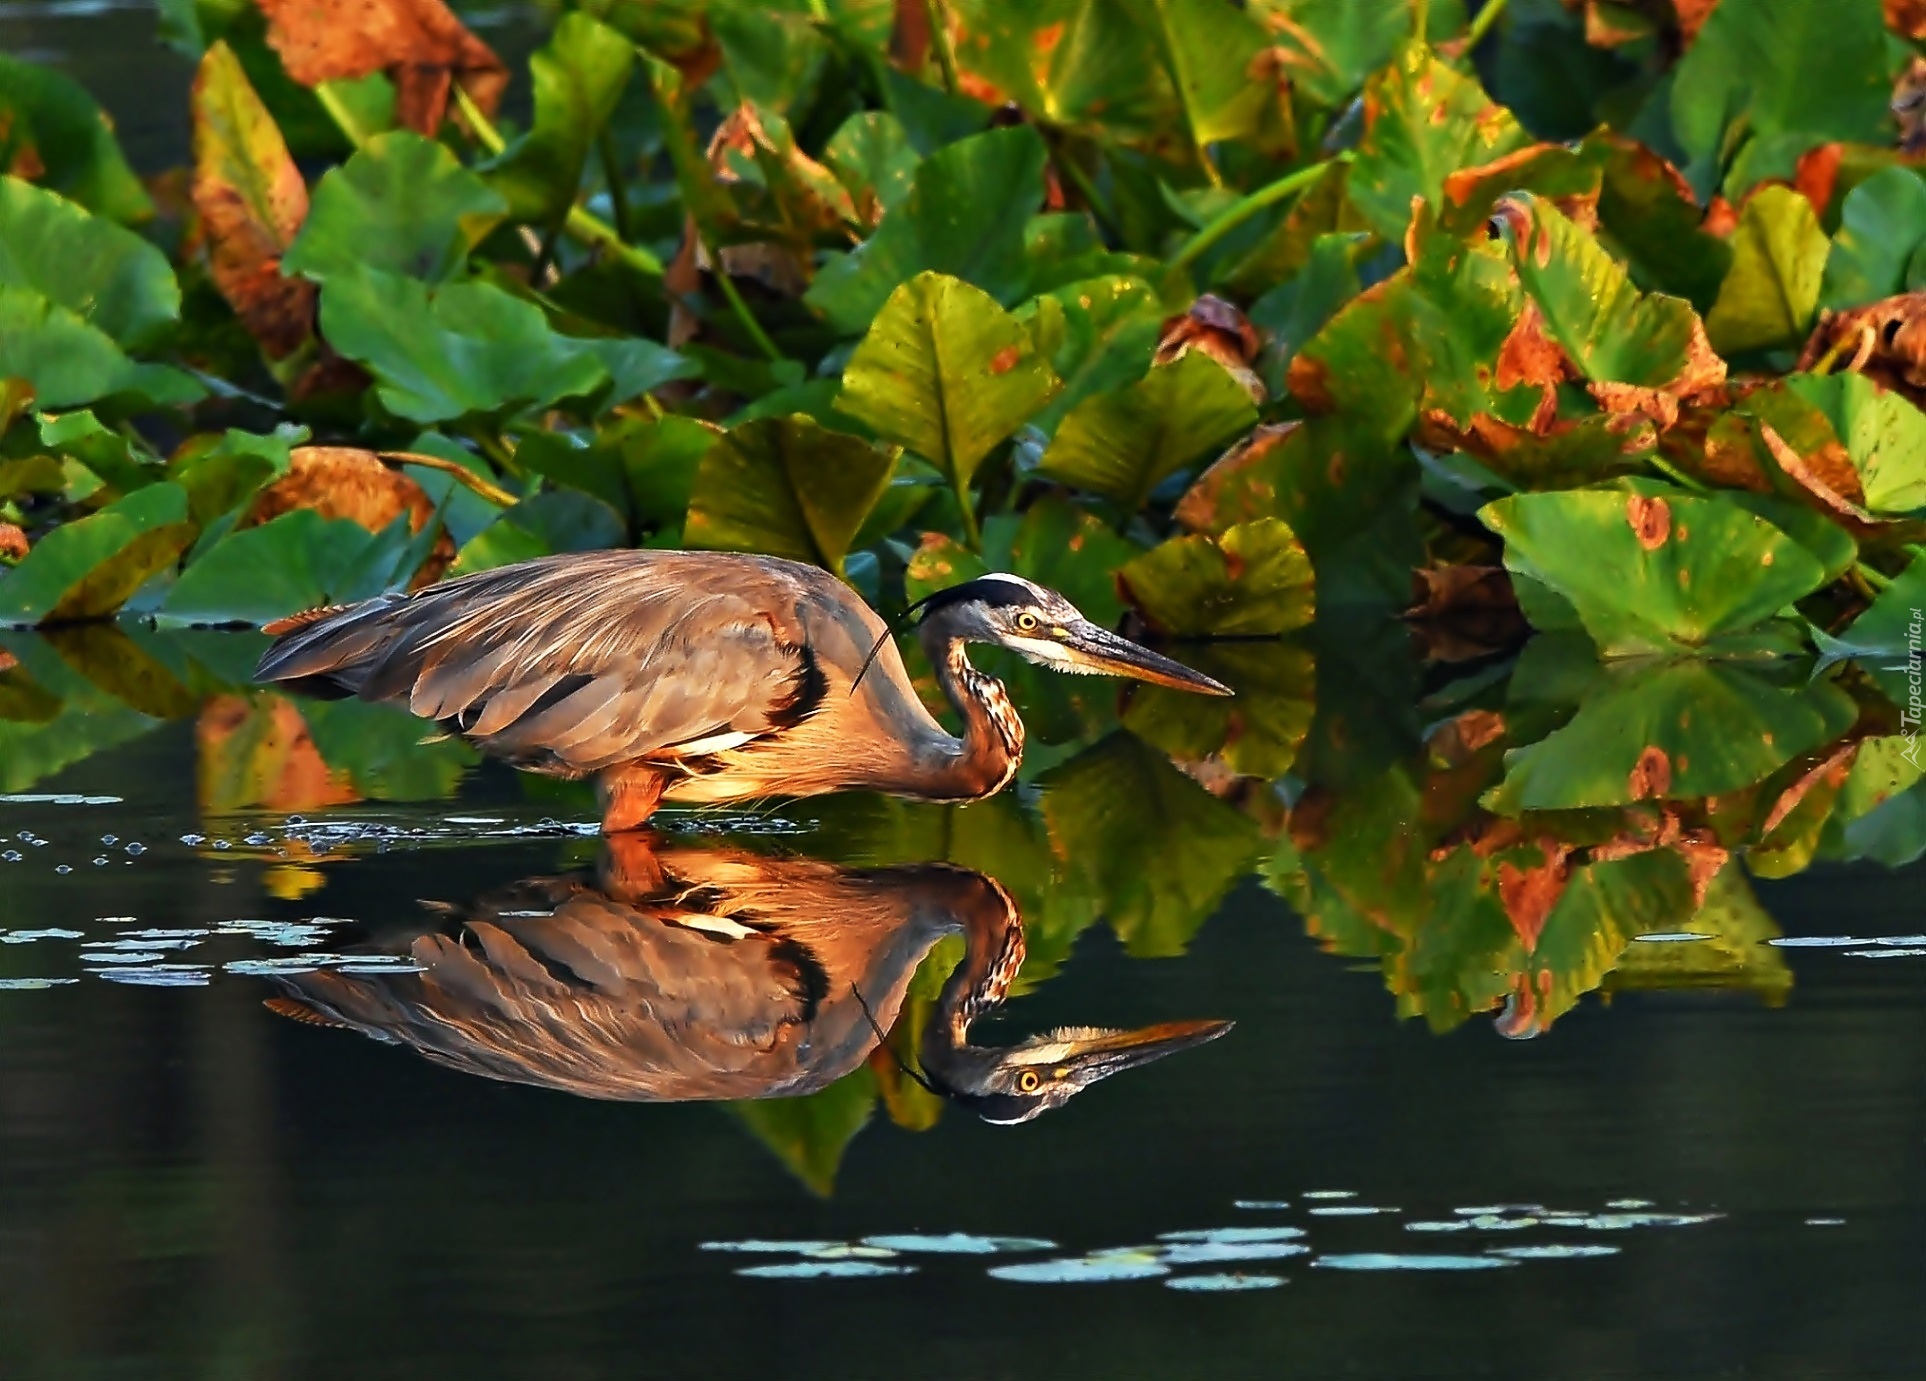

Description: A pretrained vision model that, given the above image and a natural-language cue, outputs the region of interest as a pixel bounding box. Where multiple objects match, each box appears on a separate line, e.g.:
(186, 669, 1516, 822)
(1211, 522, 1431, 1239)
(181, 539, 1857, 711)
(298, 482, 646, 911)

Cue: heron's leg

(597, 763, 666, 834)
(600, 828, 668, 898)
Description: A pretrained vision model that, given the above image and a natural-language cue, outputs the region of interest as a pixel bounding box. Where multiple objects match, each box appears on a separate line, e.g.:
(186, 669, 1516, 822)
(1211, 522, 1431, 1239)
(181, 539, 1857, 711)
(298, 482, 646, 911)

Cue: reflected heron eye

(1016, 1069, 1042, 1093)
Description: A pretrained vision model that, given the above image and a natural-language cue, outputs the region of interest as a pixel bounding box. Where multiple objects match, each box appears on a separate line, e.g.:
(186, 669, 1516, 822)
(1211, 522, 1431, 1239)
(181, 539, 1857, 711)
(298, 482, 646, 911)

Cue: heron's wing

(272, 893, 827, 1100)
(254, 551, 828, 773)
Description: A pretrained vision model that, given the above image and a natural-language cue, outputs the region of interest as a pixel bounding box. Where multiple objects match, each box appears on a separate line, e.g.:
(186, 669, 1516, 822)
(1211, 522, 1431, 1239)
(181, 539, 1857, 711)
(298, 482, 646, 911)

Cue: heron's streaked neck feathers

(915, 614, 1024, 801)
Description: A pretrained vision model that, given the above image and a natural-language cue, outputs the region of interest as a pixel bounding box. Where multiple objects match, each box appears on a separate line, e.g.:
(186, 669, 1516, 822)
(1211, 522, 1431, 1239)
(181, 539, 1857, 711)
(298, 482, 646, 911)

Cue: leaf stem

(597, 128, 633, 243)
(953, 476, 982, 550)
(701, 238, 786, 363)
(451, 84, 665, 278)
(1462, 0, 1511, 51)
(922, 0, 960, 94)
(1169, 156, 1350, 274)
(314, 82, 373, 150)
(1053, 146, 1123, 243)
(379, 451, 520, 508)
(1412, 0, 1429, 45)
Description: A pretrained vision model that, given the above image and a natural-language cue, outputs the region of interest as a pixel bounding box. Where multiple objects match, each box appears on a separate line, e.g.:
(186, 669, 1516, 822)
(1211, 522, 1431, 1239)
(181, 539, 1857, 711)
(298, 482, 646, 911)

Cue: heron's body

(254, 548, 1227, 832)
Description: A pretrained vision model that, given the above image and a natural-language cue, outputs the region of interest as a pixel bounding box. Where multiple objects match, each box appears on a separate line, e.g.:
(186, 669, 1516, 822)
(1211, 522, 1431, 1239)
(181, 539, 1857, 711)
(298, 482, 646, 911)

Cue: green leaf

(39, 410, 164, 496)
(296, 695, 479, 800)
(0, 177, 181, 349)
(282, 130, 507, 284)
(1485, 661, 1857, 813)
(1819, 167, 1926, 312)
(1121, 638, 1314, 779)
(450, 490, 626, 577)
(685, 415, 899, 573)
(1481, 486, 1829, 656)
(317, 264, 689, 423)
(1041, 731, 1263, 957)
(618, 415, 724, 540)
(1037, 352, 1255, 511)
(1256, 0, 1414, 109)
(1671, 0, 1895, 195)
(837, 272, 1060, 499)
(1498, 194, 1720, 397)
(1348, 44, 1531, 242)
(730, 1070, 876, 1197)
(1592, 134, 1732, 313)
(486, 12, 635, 224)
(0, 54, 153, 224)
(1017, 275, 1165, 434)
(805, 127, 1050, 336)
(0, 285, 201, 412)
(1819, 551, 1926, 662)
(1127, 0, 1274, 150)
(822, 110, 921, 226)
(1783, 371, 1926, 515)
(1704, 186, 1827, 356)
(0, 482, 194, 627)
(158, 509, 426, 626)
(1116, 517, 1314, 636)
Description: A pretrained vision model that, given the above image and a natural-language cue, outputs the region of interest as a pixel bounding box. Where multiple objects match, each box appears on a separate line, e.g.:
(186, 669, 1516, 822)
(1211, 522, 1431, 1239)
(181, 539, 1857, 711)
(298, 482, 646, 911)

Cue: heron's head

(916, 574, 1232, 696)
(926, 1019, 1234, 1125)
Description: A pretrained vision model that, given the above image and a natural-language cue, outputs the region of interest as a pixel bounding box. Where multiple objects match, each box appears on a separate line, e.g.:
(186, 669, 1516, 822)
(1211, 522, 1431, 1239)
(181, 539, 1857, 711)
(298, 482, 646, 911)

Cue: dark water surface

(0, 625, 1924, 1380)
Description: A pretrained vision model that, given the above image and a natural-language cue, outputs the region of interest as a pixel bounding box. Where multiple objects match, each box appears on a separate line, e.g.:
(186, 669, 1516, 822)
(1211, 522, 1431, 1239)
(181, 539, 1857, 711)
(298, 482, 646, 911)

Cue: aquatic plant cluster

(5, 0, 1926, 1054)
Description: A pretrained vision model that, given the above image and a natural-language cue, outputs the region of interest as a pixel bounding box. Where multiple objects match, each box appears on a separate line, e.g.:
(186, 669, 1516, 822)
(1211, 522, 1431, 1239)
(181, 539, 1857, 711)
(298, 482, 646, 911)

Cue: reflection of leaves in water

(1042, 732, 1263, 958)
(0, 635, 164, 792)
(1606, 866, 1790, 1003)
(729, 1067, 877, 1197)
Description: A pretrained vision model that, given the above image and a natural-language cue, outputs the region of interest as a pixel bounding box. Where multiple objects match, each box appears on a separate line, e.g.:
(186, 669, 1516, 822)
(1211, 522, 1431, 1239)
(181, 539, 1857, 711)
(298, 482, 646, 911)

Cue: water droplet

(53, 864, 71, 875)
(0, 978, 78, 990)
(244, 834, 272, 846)
(1161, 1241, 1309, 1266)
(212, 839, 231, 851)
(124, 842, 145, 856)
(1, 851, 19, 863)
(700, 1240, 846, 1255)
(180, 834, 204, 846)
(1233, 1200, 1292, 1211)
(1302, 1190, 1356, 1200)
(1307, 1205, 1399, 1217)
(99, 834, 117, 845)
(92, 857, 108, 867)
(1488, 1244, 1620, 1260)
(1804, 1217, 1845, 1227)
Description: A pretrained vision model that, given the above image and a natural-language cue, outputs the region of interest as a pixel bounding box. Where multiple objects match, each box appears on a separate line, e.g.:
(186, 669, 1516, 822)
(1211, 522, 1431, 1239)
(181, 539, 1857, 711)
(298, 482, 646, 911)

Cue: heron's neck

(920, 875, 1026, 1087)
(916, 624, 1023, 800)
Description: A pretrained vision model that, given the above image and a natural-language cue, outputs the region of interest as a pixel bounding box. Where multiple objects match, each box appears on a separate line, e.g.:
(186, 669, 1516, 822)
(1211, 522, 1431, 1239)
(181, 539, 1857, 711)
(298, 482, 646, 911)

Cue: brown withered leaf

(244, 446, 455, 585)
(1674, 0, 1720, 43)
(0, 522, 26, 562)
(1405, 566, 1528, 663)
(1586, 312, 1727, 431)
(1898, 56, 1926, 154)
(1441, 144, 1604, 235)
(1759, 738, 1859, 837)
(1156, 295, 1266, 404)
(1589, 808, 1729, 908)
(191, 42, 314, 361)
(198, 694, 360, 814)
(1793, 143, 1844, 220)
(1889, 0, 1926, 39)
(255, 0, 507, 136)
(1173, 422, 1297, 532)
(1757, 421, 1880, 522)
(1799, 293, 1926, 408)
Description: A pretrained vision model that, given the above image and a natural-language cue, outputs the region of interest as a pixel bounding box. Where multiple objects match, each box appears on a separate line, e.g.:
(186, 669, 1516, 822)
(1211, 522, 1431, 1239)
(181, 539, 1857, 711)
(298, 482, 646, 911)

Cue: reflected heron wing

(254, 551, 831, 774)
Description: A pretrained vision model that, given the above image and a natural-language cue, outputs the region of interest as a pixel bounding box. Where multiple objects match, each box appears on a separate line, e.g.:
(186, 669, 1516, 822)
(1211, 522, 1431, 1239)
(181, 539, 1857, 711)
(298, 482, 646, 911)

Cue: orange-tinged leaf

(197, 693, 360, 813)
(191, 42, 314, 360)
(255, 0, 507, 135)
(244, 446, 455, 585)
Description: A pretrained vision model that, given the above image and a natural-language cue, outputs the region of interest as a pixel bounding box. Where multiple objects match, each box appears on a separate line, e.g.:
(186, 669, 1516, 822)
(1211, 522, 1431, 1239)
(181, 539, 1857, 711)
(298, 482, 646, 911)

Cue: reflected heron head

(924, 1019, 1235, 1125)
(913, 574, 1233, 697)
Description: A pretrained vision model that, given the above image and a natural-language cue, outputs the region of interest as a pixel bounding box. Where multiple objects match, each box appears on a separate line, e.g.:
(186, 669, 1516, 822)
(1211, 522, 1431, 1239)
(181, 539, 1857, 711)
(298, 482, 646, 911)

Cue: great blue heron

(253, 550, 1229, 832)
(264, 833, 1230, 1122)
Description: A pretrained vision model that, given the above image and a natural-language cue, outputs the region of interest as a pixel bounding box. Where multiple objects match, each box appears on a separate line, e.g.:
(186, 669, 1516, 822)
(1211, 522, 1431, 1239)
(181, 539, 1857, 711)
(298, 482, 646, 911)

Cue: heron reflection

(264, 834, 1231, 1123)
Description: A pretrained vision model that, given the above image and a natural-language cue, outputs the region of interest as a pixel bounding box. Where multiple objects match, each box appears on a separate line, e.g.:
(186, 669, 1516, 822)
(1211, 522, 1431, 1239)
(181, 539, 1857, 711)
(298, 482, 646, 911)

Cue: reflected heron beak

(1058, 621, 1234, 696)
(1053, 1019, 1236, 1087)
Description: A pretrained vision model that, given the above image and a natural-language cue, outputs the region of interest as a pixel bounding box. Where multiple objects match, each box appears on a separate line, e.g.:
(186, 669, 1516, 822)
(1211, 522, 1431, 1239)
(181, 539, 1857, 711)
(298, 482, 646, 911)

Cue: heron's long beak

(1060, 621, 1234, 696)
(1056, 1019, 1235, 1087)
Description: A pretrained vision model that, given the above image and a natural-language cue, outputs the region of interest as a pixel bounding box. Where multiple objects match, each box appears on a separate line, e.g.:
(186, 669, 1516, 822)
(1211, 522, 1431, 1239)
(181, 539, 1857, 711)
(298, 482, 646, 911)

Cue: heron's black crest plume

(848, 575, 1041, 696)
(851, 981, 938, 1094)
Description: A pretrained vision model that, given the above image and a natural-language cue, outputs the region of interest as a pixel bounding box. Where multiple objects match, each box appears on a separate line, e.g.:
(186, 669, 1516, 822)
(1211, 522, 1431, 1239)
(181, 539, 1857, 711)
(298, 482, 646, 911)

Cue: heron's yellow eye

(1015, 612, 1040, 632)
(1017, 1069, 1042, 1093)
